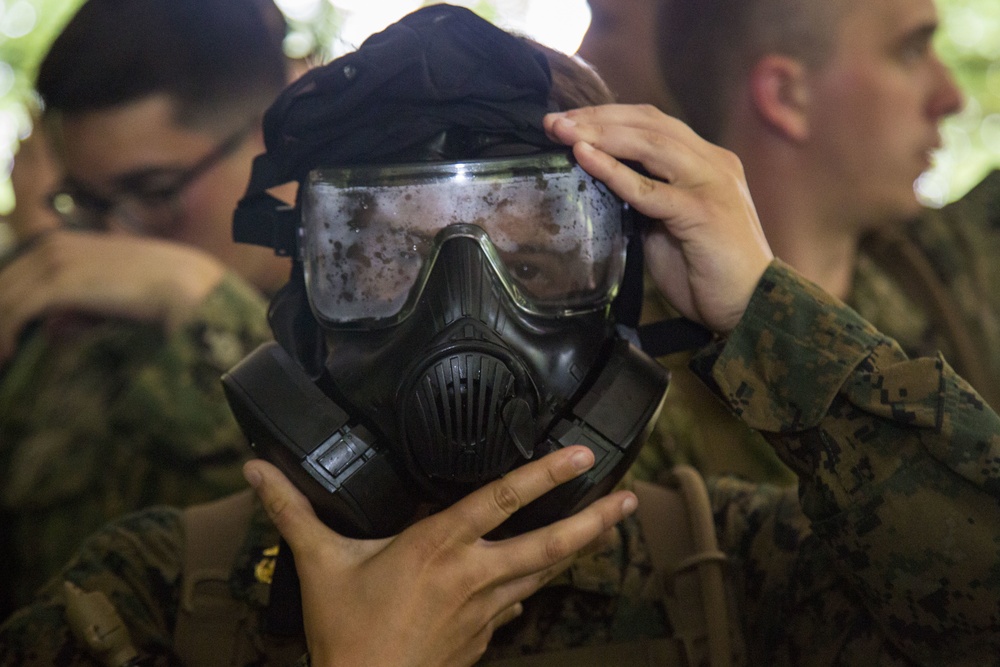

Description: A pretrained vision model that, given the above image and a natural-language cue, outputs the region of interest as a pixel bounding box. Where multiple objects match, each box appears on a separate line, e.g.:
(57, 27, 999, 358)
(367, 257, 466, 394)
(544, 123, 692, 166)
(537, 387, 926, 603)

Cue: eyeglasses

(47, 122, 255, 236)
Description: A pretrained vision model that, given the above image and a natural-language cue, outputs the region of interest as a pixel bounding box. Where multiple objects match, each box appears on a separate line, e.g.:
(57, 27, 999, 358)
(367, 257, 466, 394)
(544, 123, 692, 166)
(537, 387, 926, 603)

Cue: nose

(928, 55, 964, 121)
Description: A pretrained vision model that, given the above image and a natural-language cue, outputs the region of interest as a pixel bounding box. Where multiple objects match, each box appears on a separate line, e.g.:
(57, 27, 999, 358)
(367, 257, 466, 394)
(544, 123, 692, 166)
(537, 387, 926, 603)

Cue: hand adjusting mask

(222, 5, 669, 538)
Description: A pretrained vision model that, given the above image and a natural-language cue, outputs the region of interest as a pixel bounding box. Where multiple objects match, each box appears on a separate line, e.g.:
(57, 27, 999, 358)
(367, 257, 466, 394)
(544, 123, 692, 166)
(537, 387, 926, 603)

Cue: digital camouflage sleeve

(1, 262, 998, 666)
(635, 169, 1000, 489)
(0, 272, 271, 615)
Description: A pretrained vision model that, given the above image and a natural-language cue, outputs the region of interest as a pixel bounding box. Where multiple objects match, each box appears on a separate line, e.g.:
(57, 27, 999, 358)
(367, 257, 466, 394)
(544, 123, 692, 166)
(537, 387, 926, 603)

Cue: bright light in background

(0, 0, 36, 39)
(275, 0, 322, 22)
(332, 0, 421, 54)
(520, 0, 591, 54)
(329, 0, 591, 57)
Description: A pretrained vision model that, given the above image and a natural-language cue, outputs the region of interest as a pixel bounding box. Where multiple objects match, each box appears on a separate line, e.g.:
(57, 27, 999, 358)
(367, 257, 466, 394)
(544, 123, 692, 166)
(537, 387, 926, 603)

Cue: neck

(765, 214, 858, 300)
(724, 120, 866, 301)
(742, 157, 861, 301)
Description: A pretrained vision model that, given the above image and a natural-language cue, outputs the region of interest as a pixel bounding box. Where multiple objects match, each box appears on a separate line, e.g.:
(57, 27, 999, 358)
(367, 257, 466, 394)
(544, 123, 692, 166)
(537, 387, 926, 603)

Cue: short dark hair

(37, 0, 288, 129)
(659, 0, 851, 142)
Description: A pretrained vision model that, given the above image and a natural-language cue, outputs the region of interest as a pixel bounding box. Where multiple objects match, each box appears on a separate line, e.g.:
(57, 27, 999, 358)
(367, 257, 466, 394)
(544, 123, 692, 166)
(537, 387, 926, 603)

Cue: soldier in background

(0, 0, 294, 617)
(590, 0, 1000, 490)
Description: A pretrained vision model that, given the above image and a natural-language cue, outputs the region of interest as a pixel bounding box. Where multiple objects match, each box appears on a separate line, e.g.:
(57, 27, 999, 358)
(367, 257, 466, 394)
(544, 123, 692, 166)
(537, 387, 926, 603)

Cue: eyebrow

(900, 19, 939, 49)
(62, 164, 190, 200)
(113, 165, 190, 192)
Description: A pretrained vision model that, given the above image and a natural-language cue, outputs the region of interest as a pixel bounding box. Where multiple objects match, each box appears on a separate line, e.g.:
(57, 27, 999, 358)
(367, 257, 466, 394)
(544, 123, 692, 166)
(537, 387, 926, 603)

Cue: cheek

(170, 171, 245, 249)
(811, 67, 907, 168)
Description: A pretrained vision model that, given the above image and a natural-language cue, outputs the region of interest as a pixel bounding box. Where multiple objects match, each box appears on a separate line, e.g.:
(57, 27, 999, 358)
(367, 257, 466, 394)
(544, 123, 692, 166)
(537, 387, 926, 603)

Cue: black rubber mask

(224, 154, 669, 538)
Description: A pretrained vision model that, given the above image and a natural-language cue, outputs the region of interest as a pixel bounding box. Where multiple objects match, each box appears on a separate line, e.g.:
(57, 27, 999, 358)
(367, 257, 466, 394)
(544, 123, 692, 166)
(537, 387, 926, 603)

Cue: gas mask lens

(301, 152, 627, 327)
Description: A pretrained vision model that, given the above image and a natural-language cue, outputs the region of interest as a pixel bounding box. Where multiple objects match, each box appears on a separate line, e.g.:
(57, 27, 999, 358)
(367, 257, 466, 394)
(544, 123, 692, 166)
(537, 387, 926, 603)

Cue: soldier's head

(36, 0, 293, 293)
(660, 0, 963, 226)
(224, 5, 668, 539)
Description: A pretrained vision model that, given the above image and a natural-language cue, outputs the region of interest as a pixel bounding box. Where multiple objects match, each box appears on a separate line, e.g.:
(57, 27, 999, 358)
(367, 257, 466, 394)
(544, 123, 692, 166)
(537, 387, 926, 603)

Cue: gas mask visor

(300, 151, 628, 329)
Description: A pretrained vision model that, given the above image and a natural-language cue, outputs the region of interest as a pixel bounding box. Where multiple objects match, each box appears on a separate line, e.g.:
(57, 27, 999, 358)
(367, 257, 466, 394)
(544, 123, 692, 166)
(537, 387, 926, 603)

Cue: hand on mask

(544, 104, 774, 333)
(0, 230, 226, 361)
(243, 446, 638, 667)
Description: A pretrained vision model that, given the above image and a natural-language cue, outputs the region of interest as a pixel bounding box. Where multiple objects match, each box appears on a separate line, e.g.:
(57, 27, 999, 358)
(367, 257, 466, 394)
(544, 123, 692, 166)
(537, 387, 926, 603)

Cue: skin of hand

(0, 229, 225, 361)
(243, 446, 638, 667)
(544, 104, 774, 333)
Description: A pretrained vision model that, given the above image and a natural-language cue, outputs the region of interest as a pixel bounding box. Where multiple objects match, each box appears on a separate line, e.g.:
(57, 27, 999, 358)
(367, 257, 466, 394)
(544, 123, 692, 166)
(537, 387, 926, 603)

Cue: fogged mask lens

(300, 152, 627, 328)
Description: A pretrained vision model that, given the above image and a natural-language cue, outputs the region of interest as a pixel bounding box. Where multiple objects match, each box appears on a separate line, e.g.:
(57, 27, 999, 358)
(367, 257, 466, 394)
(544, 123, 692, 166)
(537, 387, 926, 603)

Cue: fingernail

(570, 448, 593, 471)
(622, 494, 638, 515)
(243, 462, 262, 489)
(577, 140, 594, 152)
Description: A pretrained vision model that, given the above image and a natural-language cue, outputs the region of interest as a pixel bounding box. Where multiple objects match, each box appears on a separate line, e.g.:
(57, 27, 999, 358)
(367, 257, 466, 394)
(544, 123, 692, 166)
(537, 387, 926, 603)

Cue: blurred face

(577, 0, 676, 112)
(802, 0, 963, 227)
(53, 94, 290, 293)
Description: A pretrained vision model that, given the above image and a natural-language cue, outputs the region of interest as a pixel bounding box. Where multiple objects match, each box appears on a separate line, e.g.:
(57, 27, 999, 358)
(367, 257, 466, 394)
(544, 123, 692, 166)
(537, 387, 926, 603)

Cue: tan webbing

(175, 490, 257, 667)
(634, 465, 740, 667)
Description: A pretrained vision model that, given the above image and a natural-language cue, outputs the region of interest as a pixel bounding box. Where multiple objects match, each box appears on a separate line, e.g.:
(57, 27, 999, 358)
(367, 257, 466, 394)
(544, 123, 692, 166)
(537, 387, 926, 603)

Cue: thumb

(243, 459, 333, 555)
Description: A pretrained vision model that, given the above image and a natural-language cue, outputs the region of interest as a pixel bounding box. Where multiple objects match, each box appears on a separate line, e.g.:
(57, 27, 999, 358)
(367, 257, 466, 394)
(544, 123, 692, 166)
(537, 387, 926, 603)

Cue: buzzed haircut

(658, 0, 853, 143)
(37, 0, 288, 130)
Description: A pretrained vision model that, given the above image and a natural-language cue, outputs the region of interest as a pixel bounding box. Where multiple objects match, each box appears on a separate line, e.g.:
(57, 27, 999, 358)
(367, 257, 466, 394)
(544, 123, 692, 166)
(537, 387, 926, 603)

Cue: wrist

(159, 251, 226, 331)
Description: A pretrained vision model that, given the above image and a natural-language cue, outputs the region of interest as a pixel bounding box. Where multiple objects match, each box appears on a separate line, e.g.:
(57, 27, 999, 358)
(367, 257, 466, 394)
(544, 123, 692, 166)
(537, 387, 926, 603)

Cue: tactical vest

(171, 465, 744, 666)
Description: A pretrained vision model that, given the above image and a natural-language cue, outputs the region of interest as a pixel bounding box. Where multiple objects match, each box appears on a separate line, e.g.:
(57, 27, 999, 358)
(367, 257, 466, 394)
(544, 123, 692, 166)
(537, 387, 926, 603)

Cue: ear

(748, 55, 810, 141)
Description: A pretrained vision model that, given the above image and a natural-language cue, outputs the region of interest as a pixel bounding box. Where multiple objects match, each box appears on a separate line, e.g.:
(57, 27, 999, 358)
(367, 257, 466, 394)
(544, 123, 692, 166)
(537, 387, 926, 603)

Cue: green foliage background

(0, 0, 997, 213)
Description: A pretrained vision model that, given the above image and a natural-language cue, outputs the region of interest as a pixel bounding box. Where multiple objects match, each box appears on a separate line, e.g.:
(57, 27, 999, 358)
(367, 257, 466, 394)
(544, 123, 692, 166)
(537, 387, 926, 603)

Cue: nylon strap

(175, 490, 257, 667)
(634, 465, 742, 667)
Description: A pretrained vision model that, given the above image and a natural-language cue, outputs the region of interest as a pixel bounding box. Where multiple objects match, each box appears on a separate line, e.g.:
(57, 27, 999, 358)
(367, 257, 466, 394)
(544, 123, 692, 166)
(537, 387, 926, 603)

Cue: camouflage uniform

(3, 258, 998, 666)
(0, 272, 272, 616)
(637, 170, 1000, 487)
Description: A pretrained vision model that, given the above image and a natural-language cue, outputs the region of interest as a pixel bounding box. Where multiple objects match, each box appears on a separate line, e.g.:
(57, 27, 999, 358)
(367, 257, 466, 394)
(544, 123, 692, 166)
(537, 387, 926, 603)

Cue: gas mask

(224, 151, 670, 538)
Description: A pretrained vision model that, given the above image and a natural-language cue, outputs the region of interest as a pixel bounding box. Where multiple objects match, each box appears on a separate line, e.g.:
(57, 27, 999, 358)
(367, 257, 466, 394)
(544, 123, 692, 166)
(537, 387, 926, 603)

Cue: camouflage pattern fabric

(635, 170, 1000, 488)
(2, 259, 998, 665)
(0, 272, 272, 617)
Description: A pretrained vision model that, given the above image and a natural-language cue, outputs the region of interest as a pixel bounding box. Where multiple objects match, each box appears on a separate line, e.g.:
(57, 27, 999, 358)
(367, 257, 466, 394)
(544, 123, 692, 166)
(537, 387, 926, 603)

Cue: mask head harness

(223, 5, 673, 538)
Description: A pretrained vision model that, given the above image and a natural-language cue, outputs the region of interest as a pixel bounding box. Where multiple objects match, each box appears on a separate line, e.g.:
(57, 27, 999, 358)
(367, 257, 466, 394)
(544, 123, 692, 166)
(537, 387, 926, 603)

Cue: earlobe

(749, 55, 809, 141)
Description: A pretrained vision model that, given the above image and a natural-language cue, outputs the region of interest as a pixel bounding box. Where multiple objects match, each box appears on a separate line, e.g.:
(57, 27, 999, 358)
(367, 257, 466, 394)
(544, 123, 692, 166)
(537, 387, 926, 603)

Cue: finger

(243, 459, 345, 557)
(579, 525, 619, 557)
(543, 118, 702, 227)
(571, 141, 683, 222)
(545, 106, 703, 171)
(492, 601, 524, 629)
(438, 446, 597, 545)
(544, 104, 694, 143)
(486, 489, 637, 584)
